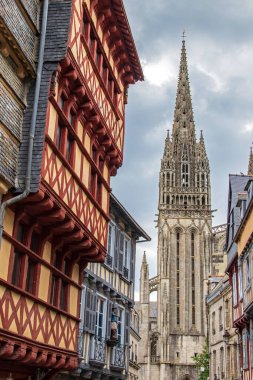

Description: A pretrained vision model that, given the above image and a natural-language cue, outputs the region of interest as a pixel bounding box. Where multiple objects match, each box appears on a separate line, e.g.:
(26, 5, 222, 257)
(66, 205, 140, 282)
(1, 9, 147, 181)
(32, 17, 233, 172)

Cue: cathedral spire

(248, 147, 253, 176)
(172, 38, 195, 137)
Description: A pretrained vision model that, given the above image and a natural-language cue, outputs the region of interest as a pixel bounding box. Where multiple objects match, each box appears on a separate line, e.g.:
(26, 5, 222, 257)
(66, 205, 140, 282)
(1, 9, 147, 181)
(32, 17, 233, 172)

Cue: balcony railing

(150, 355, 160, 363)
(111, 343, 125, 370)
(89, 336, 106, 366)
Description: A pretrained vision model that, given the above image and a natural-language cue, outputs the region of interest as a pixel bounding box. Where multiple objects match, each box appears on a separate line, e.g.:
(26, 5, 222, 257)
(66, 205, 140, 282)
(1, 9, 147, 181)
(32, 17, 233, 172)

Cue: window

(50, 275, 57, 306)
(89, 169, 96, 196)
(55, 123, 63, 149)
(225, 299, 230, 328)
(220, 347, 224, 375)
(63, 258, 71, 277)
(245, 255, 251, 289)
(106, 222, 115, 266)
(238, 263, 243, 299)
(60, 281, 68, 311)
(25, 258, 36, 293)
(191, 232, 195, 325)
(117, 308, 125, 344)
(219, 306, 223, 331)
(176, 232, 180, 325)
(124, 238, 130, 270)
(181, 163, 189, 187)
(213, 350, 216, 377)
(66, 132, 73, 163)
(96, 179, 102, 205)
(11, 250, 23, 286)
(95, 297, 106, 339)
(242, 328, 249, 369)
(122, 235, 131, 280)
(232, 271, 238, 306)
(11, 223, 25, 287)
(150, 336, 157, 356)
(212, 312, 216, 335)
(30, 231, 40, 253)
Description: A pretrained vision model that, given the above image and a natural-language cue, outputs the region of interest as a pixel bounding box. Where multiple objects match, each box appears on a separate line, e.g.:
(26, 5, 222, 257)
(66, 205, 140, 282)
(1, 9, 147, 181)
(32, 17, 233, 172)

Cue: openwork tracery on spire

(159, 40, 211, 216)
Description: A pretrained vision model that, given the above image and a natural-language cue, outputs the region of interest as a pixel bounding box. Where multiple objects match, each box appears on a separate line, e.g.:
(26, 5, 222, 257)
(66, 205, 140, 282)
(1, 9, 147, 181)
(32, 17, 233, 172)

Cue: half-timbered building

(226, 152, 253, 380)
(77, 194, 150, 380)
(0, 0, 143, 378)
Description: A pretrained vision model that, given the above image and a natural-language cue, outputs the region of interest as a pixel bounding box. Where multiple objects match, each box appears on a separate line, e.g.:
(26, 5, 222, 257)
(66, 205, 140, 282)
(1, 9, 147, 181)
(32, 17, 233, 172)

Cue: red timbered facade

(0, 0, 143, 378)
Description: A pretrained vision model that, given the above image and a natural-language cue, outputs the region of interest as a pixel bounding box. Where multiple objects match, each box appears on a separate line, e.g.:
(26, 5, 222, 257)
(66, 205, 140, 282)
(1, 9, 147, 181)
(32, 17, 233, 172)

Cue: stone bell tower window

(181, 163, 189, 187)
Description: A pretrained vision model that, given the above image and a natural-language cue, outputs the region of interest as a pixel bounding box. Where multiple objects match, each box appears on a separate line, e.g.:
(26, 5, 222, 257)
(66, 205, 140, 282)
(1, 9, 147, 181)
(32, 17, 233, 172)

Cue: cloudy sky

(111, 0, 253, 298)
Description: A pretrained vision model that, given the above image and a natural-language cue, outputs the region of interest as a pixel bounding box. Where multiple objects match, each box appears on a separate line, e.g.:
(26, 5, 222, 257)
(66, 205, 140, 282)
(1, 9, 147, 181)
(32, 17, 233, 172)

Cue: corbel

(74, 84, 86, 98)
(64, 67, 78, 81)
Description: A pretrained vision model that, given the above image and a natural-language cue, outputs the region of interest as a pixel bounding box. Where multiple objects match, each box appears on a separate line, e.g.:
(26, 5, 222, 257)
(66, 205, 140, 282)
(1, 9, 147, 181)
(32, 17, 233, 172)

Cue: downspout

(0, 0, 49, 247)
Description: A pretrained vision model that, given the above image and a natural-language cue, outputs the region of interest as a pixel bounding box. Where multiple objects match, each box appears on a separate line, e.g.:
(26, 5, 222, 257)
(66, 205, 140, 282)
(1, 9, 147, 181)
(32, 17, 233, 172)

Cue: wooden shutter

(114, 227, 119, 270)
(125, 308, 130, 345)
(84, 288, 97, 334)
(118, 231, 124, 273)
(106, 300, 113, 340)
(78, 286, 86, 356)
(130, 240, 135, 282)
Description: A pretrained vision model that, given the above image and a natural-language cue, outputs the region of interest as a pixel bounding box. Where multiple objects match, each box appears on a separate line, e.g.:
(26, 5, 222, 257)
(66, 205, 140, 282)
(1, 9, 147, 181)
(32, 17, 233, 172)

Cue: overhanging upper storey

(95, 0, 144, 83)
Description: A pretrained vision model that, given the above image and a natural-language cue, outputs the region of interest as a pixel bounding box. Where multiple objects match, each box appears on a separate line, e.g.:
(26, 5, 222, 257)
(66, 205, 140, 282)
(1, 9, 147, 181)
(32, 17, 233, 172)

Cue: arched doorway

(181, 375, 192, 380)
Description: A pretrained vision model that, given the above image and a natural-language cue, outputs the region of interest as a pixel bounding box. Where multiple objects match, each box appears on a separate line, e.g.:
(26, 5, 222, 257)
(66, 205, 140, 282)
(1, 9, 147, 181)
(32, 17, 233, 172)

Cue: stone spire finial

(248, 146, 253, 176)
(140, 251, 149, 304)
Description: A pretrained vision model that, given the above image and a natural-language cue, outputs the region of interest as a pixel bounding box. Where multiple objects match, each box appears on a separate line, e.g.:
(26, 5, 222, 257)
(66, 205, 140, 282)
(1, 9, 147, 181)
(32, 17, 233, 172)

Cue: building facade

(77, 194, 150, 379)
(137, 39, 213, 380)
(226, 149, 253, 380)
(129, 308, 141, 380)
(0, 1, 143, 378)
(207, 275, 239, 380)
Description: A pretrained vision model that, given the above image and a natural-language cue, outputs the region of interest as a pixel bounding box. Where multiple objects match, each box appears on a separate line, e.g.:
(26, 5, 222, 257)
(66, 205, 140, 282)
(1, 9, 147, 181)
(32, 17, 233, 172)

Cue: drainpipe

(0, 0, 49, 247)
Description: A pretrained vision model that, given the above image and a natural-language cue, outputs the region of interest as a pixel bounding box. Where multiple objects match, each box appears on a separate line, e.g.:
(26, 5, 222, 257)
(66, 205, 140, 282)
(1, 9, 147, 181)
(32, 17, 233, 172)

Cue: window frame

(95, 294, 107, 340)
(106, 221, 116, 266)
(232, 271, 238, 307)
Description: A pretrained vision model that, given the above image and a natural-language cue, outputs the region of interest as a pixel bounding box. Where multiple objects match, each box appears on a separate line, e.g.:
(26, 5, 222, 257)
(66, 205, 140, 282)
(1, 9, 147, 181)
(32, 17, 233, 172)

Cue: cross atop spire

(181, 29, 186, 41)
(248, 146, 253, 176)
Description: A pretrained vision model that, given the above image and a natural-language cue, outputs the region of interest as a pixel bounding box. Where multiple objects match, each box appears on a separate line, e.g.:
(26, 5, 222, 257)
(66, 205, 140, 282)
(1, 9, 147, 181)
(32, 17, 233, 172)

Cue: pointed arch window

(191, 232, 195, 325)
(176, 231, 180, 325)
(182, 163, 189, 187)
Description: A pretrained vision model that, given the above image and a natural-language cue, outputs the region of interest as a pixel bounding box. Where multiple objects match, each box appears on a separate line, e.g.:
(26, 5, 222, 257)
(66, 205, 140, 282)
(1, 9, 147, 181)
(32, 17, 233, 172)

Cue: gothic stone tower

(138, 39, 212, 380)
